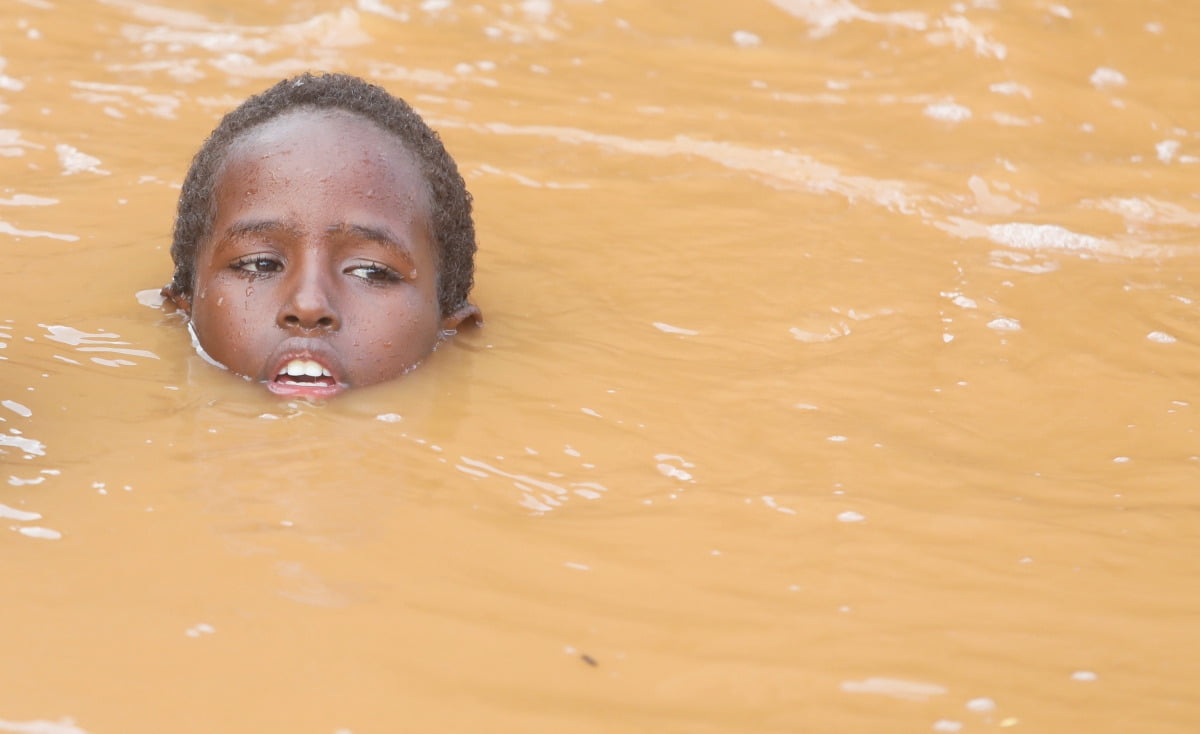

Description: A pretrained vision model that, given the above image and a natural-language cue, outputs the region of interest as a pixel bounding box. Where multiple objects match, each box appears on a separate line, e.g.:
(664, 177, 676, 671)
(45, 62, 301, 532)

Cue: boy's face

(175, 110, 474, 398)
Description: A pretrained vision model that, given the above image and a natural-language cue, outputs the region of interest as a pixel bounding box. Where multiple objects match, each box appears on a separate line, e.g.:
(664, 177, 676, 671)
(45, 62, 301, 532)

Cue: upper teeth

(280, 359, 331, 378)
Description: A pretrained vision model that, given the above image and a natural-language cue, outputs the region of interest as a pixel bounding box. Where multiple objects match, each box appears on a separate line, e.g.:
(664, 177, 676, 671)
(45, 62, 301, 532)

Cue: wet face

(175, 110, 475, 398)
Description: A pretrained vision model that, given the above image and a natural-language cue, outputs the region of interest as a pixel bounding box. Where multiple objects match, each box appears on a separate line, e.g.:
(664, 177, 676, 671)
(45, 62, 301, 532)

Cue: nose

(276, 264, 341, 333)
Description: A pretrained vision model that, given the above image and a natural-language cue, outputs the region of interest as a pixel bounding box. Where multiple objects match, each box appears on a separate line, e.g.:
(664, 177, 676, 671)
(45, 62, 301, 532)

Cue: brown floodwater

(1, 0, 1198, 732)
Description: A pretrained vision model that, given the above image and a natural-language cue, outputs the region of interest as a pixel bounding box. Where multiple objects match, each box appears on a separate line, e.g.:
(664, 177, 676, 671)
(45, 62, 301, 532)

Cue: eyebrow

(325, 222, 417, 267)
(218, 218, 300, 240)
(325, 222, 408, 252)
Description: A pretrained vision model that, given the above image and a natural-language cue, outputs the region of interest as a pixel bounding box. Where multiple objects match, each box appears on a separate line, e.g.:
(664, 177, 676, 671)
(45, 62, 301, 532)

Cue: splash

(187, 321, 228, 370)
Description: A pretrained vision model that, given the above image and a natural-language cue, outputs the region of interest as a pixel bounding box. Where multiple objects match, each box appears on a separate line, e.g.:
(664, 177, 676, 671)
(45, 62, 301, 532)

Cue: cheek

(352, 293, 439, 349)
(193, 279, 266, 338)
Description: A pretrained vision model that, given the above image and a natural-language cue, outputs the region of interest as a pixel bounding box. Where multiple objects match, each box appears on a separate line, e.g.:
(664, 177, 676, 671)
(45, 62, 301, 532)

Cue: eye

(345, 262, 401, 284)
(231, 256, 283, 274)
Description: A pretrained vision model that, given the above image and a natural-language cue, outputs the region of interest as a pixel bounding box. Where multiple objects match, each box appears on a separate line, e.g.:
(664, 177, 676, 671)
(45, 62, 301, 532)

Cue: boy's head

(165, 72, 479, 398)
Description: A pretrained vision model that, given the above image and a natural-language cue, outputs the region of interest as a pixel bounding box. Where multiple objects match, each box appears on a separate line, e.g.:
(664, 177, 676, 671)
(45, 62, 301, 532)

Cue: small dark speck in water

(581, 654, 598, 667)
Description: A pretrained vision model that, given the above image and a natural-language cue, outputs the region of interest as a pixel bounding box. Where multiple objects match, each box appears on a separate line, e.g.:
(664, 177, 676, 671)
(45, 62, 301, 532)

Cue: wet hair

(169, 72, 475, 315)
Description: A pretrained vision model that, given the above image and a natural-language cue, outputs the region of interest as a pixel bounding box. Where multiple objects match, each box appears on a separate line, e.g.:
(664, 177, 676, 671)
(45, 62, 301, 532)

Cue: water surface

(1, 1, 1198, 732)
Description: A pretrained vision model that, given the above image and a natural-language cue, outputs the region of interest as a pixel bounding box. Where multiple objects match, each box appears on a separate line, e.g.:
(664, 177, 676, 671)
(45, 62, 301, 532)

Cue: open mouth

(275, 358, 335, 386)
(267, 357, 345, 397)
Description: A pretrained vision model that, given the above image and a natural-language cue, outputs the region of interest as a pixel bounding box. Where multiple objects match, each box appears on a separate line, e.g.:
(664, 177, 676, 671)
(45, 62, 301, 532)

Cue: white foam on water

(0, 128, 44, 158)
(185, 623, 215, 637)
(0, 718, 91, 734)
(732, 30, 761, 47)
(42, 325, 122, 347)
(135, 288, 166, 308)
(924, 101, 972, 123)
(0, 194, 57, 206)
(657, 463, 692, 481)
(1090, 66, 1126, 89)
(989, 81, 1031, 98)
(925, 15, 1006, 59)
(840, 677, 945, 700)
(2, 400, 31, 417)
(0, 433, 45, 456)
(18, 526, 62, 540)
(0, 503, 41, 521)
(941, 291, 978, 309)
(356, 0, 410, 22)
(986, 222, 1107, 253)
(519, 0, 553, 21)
(653, 322, 699, 336)
(55, 144, 109, 175)
(0, 219, 79, 242)
(1155, 140, 1181, 164)
(790, 324, 850, 342)
(987, 317, 1021, 332)
(769, 0, 926, 38)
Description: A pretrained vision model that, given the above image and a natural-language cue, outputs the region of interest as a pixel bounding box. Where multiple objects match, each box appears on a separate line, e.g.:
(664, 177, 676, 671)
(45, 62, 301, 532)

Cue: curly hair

(169, 72, 475, 316)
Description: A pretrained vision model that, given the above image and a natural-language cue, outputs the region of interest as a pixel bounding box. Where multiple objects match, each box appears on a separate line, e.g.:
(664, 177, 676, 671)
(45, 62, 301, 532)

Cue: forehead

(217, 109, 430, 210)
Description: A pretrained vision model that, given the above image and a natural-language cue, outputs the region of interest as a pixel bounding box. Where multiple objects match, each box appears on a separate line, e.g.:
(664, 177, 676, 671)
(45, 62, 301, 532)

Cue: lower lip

(266, 380, 347, 399)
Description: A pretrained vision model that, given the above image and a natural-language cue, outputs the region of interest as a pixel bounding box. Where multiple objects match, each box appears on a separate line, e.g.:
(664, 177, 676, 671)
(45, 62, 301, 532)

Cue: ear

(161, 283, 192, 317)
(440, 302, 481, 333)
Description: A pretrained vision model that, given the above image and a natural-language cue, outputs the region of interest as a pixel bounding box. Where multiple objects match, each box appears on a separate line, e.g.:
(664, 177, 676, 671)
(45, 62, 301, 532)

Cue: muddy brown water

(1, 1, 1198, 732)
